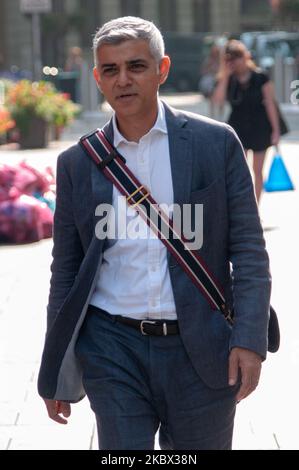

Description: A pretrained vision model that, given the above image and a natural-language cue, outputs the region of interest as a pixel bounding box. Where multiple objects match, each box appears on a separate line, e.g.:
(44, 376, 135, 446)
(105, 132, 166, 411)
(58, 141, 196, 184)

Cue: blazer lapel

(92, 105, 193, 210)
(91, 119, 114, 226)
(90, 106, 194, 241)
(164, 102, 193, 206)
(163, 102, 193, 266)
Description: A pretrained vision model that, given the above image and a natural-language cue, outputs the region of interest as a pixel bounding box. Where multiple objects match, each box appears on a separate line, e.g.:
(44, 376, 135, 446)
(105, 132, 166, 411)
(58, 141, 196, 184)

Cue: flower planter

(6, 80, 81, 149)
(19, 116, 49, 149)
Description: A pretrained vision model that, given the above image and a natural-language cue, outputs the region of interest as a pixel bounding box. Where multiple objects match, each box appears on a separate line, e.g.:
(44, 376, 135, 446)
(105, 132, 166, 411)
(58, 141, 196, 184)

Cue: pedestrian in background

(212, 39, 283, 203)
(38, 17, 271, 450)
(64, 46, 83, 73)
(199, 44, 222, 119)
(64, 46, 84, 103)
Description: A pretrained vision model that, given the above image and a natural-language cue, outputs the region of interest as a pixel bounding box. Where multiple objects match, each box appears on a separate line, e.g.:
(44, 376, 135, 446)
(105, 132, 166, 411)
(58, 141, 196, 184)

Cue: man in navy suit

(38, 17, 271, 450)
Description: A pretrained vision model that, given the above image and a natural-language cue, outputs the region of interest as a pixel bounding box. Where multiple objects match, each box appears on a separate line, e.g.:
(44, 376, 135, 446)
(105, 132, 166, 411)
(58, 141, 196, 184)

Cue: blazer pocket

(189, 177, 228, 255)
(190, 178, 223, 203)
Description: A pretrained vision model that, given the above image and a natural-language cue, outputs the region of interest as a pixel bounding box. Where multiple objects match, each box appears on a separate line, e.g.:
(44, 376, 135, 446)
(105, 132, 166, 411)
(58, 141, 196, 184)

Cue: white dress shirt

(90, 100, 177, 320)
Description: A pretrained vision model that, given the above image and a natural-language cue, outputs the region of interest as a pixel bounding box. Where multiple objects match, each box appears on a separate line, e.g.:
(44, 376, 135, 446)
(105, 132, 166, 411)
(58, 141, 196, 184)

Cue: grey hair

(93, 16, 165, 67)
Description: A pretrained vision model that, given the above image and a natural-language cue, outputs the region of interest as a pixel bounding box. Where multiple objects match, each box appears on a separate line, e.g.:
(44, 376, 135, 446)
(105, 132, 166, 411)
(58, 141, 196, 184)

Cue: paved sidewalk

(233, 141, 299, 450)
(0, 240, 96, 450)
(1, 99, 299, 450)
(0, 142, 96, 450)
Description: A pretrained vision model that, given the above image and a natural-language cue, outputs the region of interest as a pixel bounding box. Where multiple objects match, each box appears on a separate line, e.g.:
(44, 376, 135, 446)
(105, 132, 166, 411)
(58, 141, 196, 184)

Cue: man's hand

(44, 399, 71, 424)
(228, 347, 262, 402)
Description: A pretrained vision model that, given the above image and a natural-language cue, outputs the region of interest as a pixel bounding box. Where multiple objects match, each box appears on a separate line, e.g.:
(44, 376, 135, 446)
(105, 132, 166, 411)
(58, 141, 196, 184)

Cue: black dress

(227, 70, 272, 151)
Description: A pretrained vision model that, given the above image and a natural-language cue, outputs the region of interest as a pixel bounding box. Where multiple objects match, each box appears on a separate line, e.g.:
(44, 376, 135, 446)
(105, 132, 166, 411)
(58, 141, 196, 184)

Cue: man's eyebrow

(101, 63, 117, 69)
(101, 59, 147, 68)
(128, 59, 147, 64)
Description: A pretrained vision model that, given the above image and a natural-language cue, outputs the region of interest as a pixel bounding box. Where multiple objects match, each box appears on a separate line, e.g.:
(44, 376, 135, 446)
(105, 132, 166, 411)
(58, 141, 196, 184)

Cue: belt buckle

(140, 320, 157, 335)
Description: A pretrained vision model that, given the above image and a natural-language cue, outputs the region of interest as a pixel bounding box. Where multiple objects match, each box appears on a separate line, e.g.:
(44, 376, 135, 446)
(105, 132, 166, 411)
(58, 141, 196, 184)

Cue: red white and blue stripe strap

(80, 129, 232, 322)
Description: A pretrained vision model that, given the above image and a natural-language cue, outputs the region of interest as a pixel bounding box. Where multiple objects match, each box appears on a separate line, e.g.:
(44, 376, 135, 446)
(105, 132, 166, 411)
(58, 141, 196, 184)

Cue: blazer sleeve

(47, 151, 84, 332)
(224, 126, 271, 358)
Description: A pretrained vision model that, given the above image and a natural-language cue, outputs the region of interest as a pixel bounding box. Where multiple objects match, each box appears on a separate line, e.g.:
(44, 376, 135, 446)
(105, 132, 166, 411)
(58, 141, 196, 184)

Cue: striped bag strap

(80, 128, 233, 324)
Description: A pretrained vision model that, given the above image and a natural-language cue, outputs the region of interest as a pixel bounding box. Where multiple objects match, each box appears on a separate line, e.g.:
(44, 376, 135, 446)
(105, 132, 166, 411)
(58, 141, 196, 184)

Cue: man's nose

(116, 68, 132, 87)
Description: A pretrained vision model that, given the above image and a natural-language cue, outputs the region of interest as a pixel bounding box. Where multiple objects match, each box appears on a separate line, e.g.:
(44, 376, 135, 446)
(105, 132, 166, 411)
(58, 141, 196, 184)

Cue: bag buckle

(127, 185, 150, 208)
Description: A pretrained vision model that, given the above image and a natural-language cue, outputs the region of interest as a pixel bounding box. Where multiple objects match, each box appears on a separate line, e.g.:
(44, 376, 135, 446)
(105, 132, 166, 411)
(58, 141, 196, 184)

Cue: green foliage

(5, 80, 81, 134)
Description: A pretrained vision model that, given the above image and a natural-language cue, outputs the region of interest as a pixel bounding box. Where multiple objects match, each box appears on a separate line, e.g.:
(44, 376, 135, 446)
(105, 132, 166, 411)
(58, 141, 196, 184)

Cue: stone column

(101, 0, 121, 23)
(210, 0, 240, 34)
(65, 0, 81, 50)
(140, 0, 159, 23)
(5, 0, 31, 72)
(177, 0, 193, 33)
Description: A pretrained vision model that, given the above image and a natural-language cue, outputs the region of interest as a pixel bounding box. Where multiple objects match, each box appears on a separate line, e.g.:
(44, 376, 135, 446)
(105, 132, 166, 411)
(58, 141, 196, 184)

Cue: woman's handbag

(264, 146, 294, 192)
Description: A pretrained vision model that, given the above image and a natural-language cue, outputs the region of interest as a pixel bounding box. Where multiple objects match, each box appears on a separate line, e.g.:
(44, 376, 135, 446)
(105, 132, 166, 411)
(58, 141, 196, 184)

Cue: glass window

(241, 0, 270, 15)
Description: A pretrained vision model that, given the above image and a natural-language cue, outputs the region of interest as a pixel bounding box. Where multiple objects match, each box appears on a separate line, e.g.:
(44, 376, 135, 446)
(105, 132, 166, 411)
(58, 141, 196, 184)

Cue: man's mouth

(116, 93, 137, 100)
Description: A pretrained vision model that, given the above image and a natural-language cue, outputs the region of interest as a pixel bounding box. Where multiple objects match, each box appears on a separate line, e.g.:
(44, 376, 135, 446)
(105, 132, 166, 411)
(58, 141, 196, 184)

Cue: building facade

(0, 0, 275, 74)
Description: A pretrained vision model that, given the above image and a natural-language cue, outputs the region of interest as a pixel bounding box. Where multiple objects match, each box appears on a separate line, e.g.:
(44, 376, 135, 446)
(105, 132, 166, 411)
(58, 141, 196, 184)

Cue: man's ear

(93, 66, 102, 92)
(159, 56, 171, 85)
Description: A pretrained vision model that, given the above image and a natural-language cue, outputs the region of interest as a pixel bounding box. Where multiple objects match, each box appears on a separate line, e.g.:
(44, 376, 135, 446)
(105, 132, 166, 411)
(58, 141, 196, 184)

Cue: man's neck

(115, 106, 159, 143)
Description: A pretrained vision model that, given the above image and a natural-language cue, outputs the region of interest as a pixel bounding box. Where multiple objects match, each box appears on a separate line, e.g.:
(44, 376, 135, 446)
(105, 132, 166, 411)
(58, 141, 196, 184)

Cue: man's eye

(130, 63, 146, 71)
(103, 68, 117, 75)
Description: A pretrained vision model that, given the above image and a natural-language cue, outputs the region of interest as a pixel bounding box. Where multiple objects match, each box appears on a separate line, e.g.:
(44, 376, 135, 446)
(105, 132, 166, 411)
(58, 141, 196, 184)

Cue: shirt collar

(112, 99, 168, 147)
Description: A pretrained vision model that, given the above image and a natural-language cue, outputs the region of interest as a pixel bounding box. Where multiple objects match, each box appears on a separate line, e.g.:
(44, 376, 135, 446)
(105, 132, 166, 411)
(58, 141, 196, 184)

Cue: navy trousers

(75, 308, 237, 450)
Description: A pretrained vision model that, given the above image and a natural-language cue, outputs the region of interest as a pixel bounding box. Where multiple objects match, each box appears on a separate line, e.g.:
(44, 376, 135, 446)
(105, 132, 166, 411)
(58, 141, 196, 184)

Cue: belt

(88, 305, 179, 336)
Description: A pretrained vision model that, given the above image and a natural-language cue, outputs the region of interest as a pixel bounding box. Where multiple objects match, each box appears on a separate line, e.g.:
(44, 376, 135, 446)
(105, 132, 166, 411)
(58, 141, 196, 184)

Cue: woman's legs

(252, 150, 267, 204)
(245, 149, 267, 204)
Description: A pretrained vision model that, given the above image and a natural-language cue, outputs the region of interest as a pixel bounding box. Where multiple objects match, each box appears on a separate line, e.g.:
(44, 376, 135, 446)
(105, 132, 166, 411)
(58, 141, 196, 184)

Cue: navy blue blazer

(38, 103, 271, 402)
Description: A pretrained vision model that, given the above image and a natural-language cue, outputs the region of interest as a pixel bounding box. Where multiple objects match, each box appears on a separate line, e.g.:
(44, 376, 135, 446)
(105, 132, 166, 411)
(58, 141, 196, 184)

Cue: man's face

(93, 39, 170, 121)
